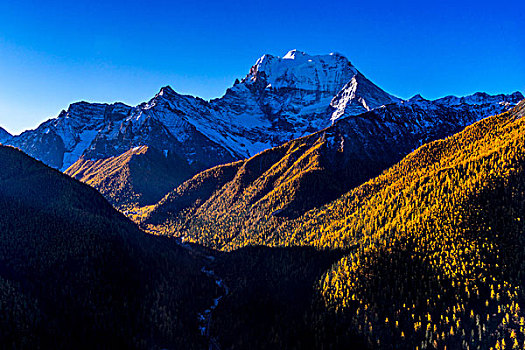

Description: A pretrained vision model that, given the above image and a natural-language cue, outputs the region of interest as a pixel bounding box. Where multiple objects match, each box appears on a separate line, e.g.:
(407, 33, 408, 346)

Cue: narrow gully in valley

(198, 255, 229, 350)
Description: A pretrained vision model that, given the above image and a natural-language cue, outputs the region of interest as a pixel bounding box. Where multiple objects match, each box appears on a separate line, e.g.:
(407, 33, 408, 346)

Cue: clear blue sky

(0, 0, 523, 134)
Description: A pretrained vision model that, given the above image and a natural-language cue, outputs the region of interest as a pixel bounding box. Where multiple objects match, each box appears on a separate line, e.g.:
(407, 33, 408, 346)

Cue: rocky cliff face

(7, 97, 235, 171)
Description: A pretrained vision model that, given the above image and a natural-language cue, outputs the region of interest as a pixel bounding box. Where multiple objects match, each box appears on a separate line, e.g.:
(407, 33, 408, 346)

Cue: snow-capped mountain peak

(242, 50, 358, 93)
(282, 49, 307, 59)
(3, 49, 522, 180)
(157, 85, 177, 97)
(329, 72, 401, 122)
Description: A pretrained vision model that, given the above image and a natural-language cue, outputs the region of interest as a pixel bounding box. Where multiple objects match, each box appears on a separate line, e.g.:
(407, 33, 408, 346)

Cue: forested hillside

(0, 145, 216, 349)
(311, 100, 525, 348)
(142, 99, 507, 248)
(1, 3, 522, 347)
(4, 95, 525, 349)
(65, 145, 194, 211)
(144, 100, 525, 349)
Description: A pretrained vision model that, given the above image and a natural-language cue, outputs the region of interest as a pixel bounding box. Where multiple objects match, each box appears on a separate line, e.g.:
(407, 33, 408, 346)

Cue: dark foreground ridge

(0, 145, 217, 349)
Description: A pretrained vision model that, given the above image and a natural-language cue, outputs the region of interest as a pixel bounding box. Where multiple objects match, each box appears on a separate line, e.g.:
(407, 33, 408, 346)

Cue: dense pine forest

(315, 100, 525, 349)
(0, 145, 218, 349)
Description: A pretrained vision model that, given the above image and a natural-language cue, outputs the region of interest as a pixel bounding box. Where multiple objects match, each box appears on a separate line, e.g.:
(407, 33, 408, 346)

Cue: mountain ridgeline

(65, 145, 194, 211)
(312, 99, 525, 349)
(141, 96, 524, 248)
(3, 50, 522, 212)
(4, 50, 401, 172)
(0, 127, 11, 143)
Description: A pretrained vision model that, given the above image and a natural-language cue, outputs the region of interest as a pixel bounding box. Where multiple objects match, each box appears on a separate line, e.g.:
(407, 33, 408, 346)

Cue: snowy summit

(3, 50, 523, 174)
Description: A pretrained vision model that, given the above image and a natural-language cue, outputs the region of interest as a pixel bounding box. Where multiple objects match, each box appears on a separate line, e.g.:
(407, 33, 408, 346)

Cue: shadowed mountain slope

(145, 99, 525, 349)
(0, 127, 11, 143)
(0, 145, 215, 349)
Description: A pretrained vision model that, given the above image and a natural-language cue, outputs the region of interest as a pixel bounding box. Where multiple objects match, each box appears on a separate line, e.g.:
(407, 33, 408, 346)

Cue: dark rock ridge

(0, 127, 11, 144)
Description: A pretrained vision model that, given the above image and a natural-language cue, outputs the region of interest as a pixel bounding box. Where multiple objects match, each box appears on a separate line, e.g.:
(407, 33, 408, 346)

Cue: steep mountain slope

(65, 145, 194, 210)
(207, 50, 401, 157)
(207, 246, 366, 349)
(329, 71, 402, 122)
(0, 127, 11, 143)
(6, 99, 235, 171)
(5, 50, 402, 172)
(0, 145, 215, 349)
(308, 99, 525, 349)
(69, 89, 521, 214)
(141, 97, 525, 249)
(4, 52, 521, 217)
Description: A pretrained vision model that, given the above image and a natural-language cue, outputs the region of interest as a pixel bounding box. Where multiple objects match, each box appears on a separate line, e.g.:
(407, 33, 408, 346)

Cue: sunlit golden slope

(145, 99, 525, 348)
(309, 99, 525, 349)
(65, 145, 193, 211)
(142, 100, 486, 247)
(141, 128, 385, 246)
